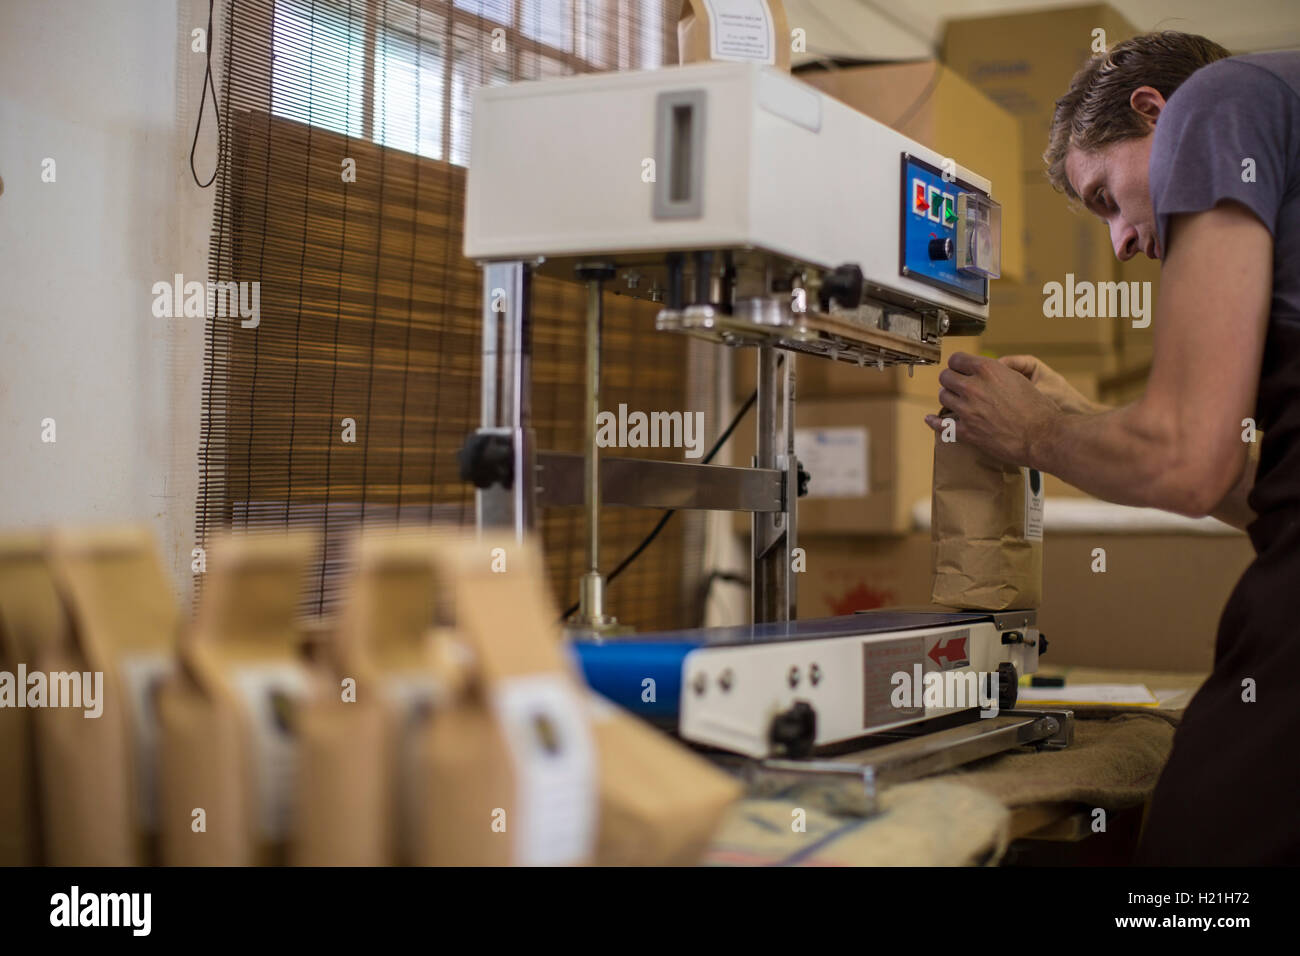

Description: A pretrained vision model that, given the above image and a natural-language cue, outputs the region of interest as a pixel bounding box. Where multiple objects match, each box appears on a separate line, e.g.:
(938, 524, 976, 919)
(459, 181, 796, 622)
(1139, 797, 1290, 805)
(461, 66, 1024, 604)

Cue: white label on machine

(229, 663, 309, 841)
(491, 674, 597, 866)
(795, 426, 869, 497)
(1024, 467, 1044, 540)
(701, 0, 776, 64)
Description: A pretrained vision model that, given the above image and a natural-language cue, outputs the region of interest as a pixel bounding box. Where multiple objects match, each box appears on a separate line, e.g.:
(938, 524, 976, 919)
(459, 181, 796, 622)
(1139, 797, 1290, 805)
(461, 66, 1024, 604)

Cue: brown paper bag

(292, 531, 452, 866)
(38, 525, 180, 865)
(158, 531, 316, 865)
(0, 532, 67, 865)
(931, 414, 1043, 610)
(679, 0, 791, 71)
(417, 534, 599, 867)
(588, 693, 741, 866)
(421, 532, 739, 867)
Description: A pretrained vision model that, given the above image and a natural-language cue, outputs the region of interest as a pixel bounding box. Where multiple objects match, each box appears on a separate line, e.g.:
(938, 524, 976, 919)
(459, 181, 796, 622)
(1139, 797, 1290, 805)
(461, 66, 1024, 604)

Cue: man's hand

(923, 352, 1061, 467)
(998, 354, 1106, 415)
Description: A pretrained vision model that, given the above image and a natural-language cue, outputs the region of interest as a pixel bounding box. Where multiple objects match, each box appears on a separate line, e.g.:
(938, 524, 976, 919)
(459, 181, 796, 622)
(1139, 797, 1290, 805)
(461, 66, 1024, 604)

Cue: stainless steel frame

(735, 709, 1075, 817)
(475, 261, 534, 538)
(471, 259, 804, 624)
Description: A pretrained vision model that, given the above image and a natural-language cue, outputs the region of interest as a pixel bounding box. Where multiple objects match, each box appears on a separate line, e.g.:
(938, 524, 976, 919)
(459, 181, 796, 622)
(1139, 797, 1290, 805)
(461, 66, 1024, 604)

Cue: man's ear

(1130, 86, 1166, 128)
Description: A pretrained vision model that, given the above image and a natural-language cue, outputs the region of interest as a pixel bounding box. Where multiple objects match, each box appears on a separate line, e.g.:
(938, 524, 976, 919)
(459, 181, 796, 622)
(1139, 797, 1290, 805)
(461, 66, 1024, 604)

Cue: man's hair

(1044, 31, 1231, 198)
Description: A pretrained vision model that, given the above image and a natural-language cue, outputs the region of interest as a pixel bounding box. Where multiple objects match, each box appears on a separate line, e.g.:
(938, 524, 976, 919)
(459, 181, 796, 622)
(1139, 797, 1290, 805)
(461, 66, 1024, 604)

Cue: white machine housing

(679, 618, 1041, 758)
(464, 61, 994, 326)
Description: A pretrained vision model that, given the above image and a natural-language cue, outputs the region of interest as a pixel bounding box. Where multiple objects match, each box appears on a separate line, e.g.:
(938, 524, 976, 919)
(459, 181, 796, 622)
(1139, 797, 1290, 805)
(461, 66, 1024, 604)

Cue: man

(924, 33, 1300, 864)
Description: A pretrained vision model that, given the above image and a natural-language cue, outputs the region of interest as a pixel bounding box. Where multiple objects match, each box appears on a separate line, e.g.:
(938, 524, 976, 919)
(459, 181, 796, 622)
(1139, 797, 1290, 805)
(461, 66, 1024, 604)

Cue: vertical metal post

(476, 261, 534, 539)
(570, 262, 620, 634)
(751, 346, 797, 623)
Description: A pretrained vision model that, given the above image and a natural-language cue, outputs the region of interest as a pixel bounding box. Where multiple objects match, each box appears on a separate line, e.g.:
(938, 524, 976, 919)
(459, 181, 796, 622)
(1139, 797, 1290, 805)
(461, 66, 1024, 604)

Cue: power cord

(560, 385, 760, 620)
(190, 0, 222, 188)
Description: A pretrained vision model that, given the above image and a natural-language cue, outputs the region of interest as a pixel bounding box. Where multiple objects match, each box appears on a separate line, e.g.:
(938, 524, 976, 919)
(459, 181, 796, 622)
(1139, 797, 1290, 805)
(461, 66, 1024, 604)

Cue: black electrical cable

(560, 384, 760, 621)
(190, 0, 221, 188)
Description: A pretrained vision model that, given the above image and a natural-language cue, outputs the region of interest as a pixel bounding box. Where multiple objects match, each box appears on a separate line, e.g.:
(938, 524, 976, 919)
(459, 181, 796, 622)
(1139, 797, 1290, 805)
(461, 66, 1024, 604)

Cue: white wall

(0, 0, 217, 602)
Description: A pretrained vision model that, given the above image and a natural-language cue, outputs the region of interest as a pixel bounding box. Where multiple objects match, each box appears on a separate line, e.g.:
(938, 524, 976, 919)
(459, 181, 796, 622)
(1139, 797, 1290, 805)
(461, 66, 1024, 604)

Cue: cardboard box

(797, 533, 934, 618)
(736, 395, 934, 534)
(1038, 532, 1254, 671)
(796, 60, 1025, 281)
(983, 182, 1123, 352)
(733, 336, 979, 401)
(942, 4, 1144, 172)
(793, 529, 1254, 673)
(1117, 254, 1159, 368)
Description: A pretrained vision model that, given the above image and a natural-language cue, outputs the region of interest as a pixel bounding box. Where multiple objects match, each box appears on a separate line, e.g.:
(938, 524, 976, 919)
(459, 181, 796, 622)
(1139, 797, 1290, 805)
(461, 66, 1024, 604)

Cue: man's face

(1065, 135, 1161, 261)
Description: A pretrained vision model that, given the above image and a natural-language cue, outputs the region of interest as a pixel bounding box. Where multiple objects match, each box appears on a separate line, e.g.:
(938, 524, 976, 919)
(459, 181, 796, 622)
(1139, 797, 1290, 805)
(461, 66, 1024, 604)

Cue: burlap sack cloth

(704, 671, 1204, 865)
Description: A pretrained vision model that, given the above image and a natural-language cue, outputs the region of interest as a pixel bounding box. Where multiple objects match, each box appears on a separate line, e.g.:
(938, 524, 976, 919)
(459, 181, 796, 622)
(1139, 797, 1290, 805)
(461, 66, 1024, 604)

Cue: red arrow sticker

(928, 634, 969, 670)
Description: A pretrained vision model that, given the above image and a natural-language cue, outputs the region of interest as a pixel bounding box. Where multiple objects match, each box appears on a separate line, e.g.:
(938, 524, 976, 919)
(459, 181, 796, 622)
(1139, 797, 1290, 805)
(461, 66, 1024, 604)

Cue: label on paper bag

(229, 663, 309, 841)
(386, 671, 441, 845)
(702, 0, 775, 64)
(491, 674, 597, 867)
(795, 426, 869, 497)
(1023, 467, 1044, 541)
(118, 651, 175, 830)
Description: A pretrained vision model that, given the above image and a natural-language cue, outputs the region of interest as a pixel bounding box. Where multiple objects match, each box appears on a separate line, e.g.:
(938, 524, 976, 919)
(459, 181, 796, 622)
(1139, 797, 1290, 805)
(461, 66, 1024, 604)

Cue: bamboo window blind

(198, 0, 707, 628)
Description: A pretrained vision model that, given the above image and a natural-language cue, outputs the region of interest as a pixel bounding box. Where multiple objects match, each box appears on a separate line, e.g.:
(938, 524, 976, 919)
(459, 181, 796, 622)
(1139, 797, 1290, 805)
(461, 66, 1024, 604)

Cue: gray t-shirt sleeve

(1148, 58, 1292, 252)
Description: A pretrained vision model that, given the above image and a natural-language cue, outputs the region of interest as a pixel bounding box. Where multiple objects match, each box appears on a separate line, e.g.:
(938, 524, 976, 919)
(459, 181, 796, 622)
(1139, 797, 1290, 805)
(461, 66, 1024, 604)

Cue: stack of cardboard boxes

(725, 5, 1255, 671)
(941, 3, 1159, 391)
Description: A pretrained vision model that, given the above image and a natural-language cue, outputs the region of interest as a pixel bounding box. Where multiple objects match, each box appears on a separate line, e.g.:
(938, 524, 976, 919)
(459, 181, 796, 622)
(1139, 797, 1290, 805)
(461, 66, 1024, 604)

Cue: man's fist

(999, 354, 1106, 415)
(923, 352, 1060, 467)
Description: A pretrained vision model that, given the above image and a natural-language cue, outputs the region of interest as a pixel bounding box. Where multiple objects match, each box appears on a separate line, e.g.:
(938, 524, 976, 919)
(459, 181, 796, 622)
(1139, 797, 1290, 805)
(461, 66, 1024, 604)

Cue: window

(268, 0, 658, 165)
(202, 0, 699, 629)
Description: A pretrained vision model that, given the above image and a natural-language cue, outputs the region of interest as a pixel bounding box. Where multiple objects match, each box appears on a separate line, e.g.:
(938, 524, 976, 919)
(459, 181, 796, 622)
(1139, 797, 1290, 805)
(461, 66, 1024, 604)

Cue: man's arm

(1209, 448, 1258, 531)
(930, 201, 1272, 517)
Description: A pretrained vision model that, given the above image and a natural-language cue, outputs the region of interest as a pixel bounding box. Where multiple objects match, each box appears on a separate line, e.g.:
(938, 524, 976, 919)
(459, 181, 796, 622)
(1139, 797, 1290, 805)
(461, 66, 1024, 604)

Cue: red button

(914, 182, 929, 212)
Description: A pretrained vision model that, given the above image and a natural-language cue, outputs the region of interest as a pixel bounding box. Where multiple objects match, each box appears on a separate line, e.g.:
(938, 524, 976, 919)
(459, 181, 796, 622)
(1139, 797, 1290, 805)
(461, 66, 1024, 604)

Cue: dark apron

(1136, 323, 1300, 865)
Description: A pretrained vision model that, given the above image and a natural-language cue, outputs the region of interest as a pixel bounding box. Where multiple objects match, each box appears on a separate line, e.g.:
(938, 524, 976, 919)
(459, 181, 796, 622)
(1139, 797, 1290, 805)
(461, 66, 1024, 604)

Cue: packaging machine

(460, 62, 1068, 776)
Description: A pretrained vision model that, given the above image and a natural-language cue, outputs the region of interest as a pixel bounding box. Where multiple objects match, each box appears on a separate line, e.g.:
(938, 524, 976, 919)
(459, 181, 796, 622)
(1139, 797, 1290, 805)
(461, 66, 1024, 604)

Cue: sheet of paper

(702, 0, 776, 64)
(795, 426, 869, 497)
(1017, 683, 1158, 706)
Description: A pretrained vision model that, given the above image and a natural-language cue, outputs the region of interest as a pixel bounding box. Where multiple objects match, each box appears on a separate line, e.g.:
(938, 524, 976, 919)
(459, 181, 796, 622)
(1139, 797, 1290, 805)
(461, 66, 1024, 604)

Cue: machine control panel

(899, 154, 998, 305)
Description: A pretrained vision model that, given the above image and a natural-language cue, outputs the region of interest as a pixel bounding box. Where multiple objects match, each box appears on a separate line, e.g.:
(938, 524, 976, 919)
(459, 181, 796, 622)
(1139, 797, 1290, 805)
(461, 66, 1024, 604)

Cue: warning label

(862, 637, 924, 727)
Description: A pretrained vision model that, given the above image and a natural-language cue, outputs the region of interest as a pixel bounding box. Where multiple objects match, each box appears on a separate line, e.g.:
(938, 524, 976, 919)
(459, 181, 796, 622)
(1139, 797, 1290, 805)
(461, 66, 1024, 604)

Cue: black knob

(997, 661, 1019, 711)
(928, 237, 954, 260)
(1038, 633, 1048, 657)
(818, 263, 864, 312)
(769, 700, 817, 758)
(457, 433, 514, 490)
(797, 463, 810, 498)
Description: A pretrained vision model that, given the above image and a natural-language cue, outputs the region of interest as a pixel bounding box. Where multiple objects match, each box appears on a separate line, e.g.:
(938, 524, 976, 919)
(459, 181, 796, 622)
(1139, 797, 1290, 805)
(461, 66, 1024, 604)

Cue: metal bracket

(727, 708, 1074, 817)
